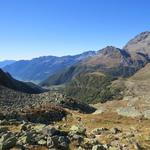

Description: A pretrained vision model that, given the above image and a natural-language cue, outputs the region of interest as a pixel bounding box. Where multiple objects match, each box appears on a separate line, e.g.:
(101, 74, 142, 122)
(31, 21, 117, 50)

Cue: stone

(77, 146, 85, 150)
(92, 145, 106, 150)
(0, 120, 9, 125)
(92, 128, 108, 135)
(82, 138, 99, 149)
(70, 134, 84, 146)
(52, 135, 69, 150)
(33, 124, 46, 133)
(42, 126, 58, 136)
(56, 135, 69, 149)
(20, 123, 28, 131)
(0, 133, 17, 150)
(38, 139, 47, 145)
(87, 133, 96, 139)
(47, 135, 69, 150)
(0, 127, 8, 133)
(109, 147, 118, 150)
(70, 125, 86, 135)
(134, 142, 142, 150)
(47, 136, 54, 148)
(110, 128, 121, 134)
(17, 134, 30, 145)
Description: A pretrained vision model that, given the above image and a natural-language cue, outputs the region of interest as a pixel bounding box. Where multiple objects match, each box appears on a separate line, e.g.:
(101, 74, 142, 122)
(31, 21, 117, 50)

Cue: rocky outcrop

(0, 133, 17, 150)
(0, 104, 67, 124)
(0, 122, 107, 150)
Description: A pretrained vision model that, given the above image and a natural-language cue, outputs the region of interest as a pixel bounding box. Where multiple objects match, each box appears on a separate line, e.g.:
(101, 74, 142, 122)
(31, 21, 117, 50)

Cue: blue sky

(0, 0, 150, 60)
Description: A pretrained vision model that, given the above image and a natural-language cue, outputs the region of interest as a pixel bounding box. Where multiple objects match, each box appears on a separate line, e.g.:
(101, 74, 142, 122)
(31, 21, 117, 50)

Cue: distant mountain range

(0, 69, 45, 94)
(2, 31, 150, 94)
(1, 30, 150, 104)
(0, 60, 16, 68)
(41, 31, 150, 87)
(3, 51, 96, 83)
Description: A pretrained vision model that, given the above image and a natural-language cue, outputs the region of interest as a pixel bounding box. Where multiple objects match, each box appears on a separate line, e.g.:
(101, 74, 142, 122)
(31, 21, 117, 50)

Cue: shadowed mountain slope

(0, 69, 45, 94)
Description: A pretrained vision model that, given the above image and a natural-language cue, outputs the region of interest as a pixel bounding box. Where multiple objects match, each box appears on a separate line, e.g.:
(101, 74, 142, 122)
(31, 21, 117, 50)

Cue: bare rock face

(124, 31, 150, 59)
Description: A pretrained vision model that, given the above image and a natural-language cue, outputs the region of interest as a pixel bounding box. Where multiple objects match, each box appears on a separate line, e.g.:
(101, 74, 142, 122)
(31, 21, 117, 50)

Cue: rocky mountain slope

(40, 31, 150, 104)
(0, 85, 95, 114)
(41, 46, 148, 87)
(124, 31, 150, 58)
(3, 51, 96, 83)
(124, 63, 150, 98)
(0, 69, 45, 94)
(0, 68, 96, 120)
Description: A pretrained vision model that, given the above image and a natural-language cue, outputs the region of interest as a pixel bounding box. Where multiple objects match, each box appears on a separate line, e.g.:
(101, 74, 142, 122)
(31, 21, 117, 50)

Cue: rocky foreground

(1, 87, 150, 149)
(1, 96, 150, 150)
(1, 108, 150, 150)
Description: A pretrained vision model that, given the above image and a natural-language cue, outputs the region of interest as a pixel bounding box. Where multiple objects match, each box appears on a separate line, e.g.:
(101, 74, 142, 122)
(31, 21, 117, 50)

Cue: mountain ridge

(41, 45, 149, 87)
(0, 60, 16, 68)
(124, 31, 150, 58)
(3, 51, 96, 83)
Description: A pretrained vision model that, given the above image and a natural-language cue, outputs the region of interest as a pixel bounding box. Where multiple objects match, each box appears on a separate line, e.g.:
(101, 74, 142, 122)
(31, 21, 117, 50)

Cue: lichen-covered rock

(0, 133, 17, 150)
(32, 124, 46, 133)
(38, 139, 47, 145)
(42, 125, 58, 136)
(17, 134, 30, 145)
(69, 134, 84, 146)
(116, 107, 142, 118)
(110, 128, 121, 134)
(92, 145, 106, 150)
(47, 136, 54, 148)
(47, 135, 69, 150)
(70, 125, 86, 135)
(82, 138, 100, 149)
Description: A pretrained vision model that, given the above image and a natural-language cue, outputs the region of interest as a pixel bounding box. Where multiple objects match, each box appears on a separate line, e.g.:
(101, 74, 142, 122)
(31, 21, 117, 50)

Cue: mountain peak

(126, 31, 150, 45)
(124, 31, 150, 57)
(100, 46, 121, 54)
